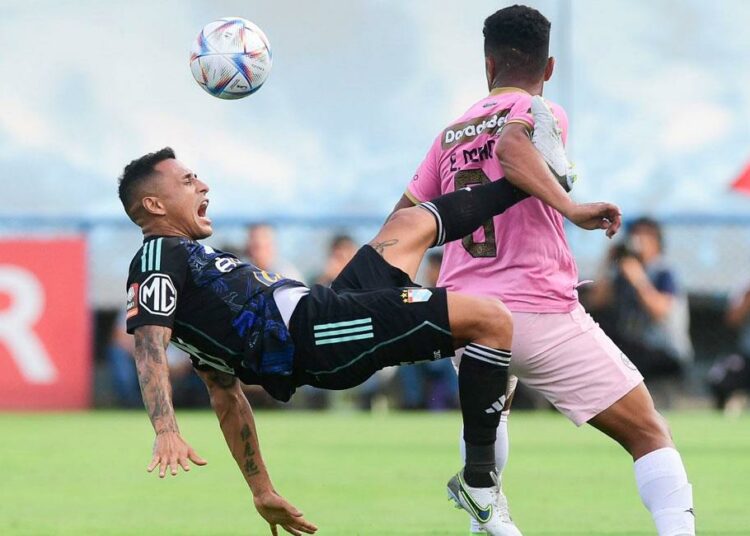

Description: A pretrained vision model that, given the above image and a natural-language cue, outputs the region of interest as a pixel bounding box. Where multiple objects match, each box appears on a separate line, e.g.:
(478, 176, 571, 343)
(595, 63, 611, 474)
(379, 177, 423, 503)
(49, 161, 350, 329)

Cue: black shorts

(289, 246, 454, 390)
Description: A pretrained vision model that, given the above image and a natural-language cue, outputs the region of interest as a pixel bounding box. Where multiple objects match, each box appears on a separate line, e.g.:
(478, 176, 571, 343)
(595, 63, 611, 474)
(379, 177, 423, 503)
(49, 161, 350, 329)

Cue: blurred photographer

(587, 217, 693, 381)
(707, 278, 750, 409)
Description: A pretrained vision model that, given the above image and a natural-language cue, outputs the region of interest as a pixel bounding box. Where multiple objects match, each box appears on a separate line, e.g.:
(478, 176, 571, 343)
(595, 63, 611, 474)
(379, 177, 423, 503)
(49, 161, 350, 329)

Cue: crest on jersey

(253, 270, 283, 286)
(139, 274, 177, 316)
(401, 288, 433, 303)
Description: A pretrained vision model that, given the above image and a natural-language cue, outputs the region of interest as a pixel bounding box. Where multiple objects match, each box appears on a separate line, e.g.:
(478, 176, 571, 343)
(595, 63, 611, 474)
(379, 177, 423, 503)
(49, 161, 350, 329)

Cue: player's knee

(384, 207, 435, 244)
(626, 410, 674, 458)
(477, 298, 513, 348)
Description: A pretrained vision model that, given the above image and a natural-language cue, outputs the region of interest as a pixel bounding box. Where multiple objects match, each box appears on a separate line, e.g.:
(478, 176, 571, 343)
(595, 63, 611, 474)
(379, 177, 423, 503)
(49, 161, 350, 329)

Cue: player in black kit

(119, 140, 619, 534)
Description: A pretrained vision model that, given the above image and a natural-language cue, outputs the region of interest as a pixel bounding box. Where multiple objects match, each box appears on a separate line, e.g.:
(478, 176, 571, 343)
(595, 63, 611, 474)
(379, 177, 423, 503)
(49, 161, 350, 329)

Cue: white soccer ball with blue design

(190, 17, 272, 100)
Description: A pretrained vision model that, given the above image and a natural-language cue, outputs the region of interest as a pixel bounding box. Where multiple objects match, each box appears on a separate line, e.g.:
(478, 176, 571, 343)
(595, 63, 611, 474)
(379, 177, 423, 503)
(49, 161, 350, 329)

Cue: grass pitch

(0, 410, 747, 535)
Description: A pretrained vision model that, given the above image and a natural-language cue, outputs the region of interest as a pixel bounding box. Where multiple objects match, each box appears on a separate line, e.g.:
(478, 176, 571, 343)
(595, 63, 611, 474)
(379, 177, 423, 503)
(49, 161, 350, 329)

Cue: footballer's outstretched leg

(367, 197, 525, 535)
(589, 385, 695, 536)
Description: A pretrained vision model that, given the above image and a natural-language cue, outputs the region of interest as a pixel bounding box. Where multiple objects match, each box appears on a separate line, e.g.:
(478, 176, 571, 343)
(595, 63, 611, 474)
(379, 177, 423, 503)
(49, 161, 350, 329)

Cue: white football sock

(634, 447, 695, 536)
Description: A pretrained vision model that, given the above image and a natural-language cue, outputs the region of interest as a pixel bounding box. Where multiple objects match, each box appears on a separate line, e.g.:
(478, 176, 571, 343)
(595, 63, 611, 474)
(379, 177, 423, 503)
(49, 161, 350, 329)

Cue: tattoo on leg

(370, 238, 399, 256)
(208, 370, 237, 389)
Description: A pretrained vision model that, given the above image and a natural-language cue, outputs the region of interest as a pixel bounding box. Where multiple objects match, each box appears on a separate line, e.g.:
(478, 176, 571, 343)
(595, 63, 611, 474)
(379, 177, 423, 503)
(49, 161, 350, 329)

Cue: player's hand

(254, 490, 318, 535)
(565, 202, 622, 238)
(147, 431, 207, 478)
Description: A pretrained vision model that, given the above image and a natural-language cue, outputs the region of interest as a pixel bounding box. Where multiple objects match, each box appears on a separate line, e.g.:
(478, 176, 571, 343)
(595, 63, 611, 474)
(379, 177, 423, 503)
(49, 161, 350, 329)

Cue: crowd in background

(103, 218, 750, 413)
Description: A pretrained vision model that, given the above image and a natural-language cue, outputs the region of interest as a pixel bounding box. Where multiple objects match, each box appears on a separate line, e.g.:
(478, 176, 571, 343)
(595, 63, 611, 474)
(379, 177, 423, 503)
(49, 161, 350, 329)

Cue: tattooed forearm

(134, 325, 178, 434)
(198, 365, 271, 492)
(240, 424, 261, 477)
(370, 238, 399, 256)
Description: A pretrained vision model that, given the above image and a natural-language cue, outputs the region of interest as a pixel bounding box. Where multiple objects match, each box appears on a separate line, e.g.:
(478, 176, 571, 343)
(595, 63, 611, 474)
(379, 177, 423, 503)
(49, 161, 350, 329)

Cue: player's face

(153, 159, 212, 239)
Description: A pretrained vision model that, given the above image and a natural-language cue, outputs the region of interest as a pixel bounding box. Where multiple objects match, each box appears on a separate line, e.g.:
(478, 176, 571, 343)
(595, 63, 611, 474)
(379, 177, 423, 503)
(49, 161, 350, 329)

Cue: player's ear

(142, 195, 167, 217)
(544, 57, 555, 82)
(485, 55, 495, 89)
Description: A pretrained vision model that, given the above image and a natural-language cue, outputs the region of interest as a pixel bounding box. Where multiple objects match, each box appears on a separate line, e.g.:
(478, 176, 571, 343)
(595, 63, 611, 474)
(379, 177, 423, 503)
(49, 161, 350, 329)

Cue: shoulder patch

(126, 283, 139, 318)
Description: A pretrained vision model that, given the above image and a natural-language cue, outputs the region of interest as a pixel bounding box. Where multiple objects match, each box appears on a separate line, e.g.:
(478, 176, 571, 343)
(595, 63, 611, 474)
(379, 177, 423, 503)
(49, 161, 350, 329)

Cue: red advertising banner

(731, 161, 750, 196)
(0, 238, 90, 409)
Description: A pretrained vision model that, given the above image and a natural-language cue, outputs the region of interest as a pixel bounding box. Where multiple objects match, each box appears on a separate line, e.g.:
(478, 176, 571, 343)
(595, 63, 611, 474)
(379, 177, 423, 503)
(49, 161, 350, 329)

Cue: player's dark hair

(483, 5, 551, 83)
(627, 216, 664, 251)
(118, 147, 176, 223)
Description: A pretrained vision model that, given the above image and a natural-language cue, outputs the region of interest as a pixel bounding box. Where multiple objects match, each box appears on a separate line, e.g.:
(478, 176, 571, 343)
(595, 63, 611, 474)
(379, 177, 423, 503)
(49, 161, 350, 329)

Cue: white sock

(460, 420, 510, 532)
(634, 447, 695, 536)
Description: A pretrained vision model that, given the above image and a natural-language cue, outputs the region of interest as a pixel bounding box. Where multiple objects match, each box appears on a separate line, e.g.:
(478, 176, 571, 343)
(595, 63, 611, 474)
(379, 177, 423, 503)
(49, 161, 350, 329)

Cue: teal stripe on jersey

(154, 238, 163, 271)
(140, 242, 148, 272)
(313, 318, 371, 331)
(315, 332, 374, 346)
(314, 324, 373, 339)
(147, 240, 155, 271)
(306, 321, 451, 375)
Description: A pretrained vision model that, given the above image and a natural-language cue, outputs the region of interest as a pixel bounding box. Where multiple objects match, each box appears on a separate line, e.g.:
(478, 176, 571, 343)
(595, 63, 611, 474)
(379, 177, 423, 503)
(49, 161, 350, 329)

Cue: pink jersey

(406, 88, 578, 313)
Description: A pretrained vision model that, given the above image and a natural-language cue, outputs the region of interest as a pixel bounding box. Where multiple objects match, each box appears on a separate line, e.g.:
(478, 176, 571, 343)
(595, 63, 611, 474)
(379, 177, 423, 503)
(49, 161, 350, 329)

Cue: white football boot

(447, 471, 523, 536)
(530, 95, 577, 192)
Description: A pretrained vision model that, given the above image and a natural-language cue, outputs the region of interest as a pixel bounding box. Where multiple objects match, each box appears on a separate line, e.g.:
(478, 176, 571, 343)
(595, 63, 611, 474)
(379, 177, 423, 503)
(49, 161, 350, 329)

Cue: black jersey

(125, 235, 305, 401)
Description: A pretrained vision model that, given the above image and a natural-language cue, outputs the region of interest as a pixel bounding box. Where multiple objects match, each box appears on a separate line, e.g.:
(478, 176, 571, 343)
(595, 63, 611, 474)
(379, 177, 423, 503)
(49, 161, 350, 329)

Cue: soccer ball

(190, 17, 272, 100)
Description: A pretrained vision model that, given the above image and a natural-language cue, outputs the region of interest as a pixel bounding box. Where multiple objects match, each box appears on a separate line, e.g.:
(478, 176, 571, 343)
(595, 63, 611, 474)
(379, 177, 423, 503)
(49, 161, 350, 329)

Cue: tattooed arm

(133, 325, 207, 477)
(196, 369, 317, 536)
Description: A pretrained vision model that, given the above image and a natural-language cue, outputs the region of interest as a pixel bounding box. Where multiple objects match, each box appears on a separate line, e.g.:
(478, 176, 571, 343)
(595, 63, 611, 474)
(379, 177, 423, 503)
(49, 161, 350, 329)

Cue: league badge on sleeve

(126, 283, 139, 319)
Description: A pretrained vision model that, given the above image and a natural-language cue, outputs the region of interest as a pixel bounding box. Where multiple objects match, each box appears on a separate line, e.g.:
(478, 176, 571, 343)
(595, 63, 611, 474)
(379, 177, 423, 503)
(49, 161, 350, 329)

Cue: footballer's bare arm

(133, 325, 207, 477)
(497, 122, 621, 237)
(386, 194, 416, 222)
(197, 368, 318, 535)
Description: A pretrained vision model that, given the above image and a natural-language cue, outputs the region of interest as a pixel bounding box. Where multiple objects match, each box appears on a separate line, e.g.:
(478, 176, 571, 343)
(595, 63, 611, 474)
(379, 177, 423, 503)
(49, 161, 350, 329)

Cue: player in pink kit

(393, 6, 695, 536)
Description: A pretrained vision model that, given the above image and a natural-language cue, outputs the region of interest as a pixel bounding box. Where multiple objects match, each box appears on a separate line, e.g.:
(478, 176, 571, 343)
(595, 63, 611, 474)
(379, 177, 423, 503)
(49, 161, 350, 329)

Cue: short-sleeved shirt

(125, 235, 304, 399)
(406, 87, 578, 313)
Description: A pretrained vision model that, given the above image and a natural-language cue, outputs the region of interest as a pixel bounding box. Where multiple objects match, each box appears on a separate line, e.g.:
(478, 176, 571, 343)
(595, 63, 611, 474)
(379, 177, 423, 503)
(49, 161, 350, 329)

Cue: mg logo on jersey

(139, 274, 177, 316)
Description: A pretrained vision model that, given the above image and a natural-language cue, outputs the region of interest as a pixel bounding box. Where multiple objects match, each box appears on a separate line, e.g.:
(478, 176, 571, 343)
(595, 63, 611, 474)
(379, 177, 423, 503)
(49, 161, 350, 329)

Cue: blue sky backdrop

(1, 0, 749, 221)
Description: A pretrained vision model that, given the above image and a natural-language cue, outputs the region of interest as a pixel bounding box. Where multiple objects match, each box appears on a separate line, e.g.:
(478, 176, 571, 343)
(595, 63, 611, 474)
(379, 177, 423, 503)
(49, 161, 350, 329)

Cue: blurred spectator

(726, 279, 750, 358)
(107, 311, 141, 408)
(586, 217, 693, 383)
(396, 250, 459, 410)
(106, 312, 208, 408)
(244, 224, 304, 282)
(707, 279, 750, 410)
(314, 234, 358, 286)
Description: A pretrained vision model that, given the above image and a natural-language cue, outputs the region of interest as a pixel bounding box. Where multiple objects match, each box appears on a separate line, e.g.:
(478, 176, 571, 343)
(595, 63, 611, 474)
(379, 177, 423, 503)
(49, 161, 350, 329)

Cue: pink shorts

(509, 304, 643, 426)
